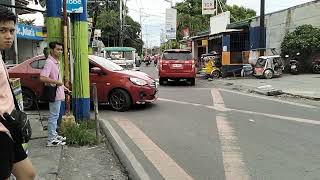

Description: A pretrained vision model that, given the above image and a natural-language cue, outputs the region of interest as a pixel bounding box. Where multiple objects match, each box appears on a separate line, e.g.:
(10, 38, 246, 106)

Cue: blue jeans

(58, 101, 65, 127)
(48, 101, 61, 141)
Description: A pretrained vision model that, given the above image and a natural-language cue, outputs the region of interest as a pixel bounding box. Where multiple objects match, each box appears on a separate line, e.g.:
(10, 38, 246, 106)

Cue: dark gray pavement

(98, 65, 320, 180)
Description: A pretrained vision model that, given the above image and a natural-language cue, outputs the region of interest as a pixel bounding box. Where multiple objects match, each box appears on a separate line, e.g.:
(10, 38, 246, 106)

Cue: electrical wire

(218, 0, 239, 22)
(129, 8, 165, 18)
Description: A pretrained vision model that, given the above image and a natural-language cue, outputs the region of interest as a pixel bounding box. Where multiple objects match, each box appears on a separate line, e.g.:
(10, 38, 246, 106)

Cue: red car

(158, 49, 196, 85)
(8, 55, 158, 111)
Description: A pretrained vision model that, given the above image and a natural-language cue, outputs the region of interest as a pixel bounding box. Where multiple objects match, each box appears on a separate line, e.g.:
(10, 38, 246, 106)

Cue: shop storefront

(3, 24, 46, 64)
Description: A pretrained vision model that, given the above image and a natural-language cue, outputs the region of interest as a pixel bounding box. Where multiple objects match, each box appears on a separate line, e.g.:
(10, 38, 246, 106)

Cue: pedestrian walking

(0, 6, 36, 180)
(40, 41, 70, 147)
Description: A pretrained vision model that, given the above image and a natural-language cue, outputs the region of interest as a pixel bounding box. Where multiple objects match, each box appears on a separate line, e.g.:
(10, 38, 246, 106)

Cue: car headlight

(129, 77, 148, 86)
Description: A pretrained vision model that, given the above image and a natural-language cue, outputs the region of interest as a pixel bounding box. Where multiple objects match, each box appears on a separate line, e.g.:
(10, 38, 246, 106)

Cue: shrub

(281, 25, 320, 58)
(61, 121, 97, 146)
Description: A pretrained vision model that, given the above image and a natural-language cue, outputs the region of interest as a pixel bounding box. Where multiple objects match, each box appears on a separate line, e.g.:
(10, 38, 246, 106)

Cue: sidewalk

(27, 111, 62, 179)
(26, 111, 128, 180)
(216, 74, 320, 100)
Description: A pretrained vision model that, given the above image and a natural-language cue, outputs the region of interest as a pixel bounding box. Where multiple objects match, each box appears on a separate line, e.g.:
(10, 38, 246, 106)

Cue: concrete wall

(250, 0, 320, 54)
(17, 39, 46, 62)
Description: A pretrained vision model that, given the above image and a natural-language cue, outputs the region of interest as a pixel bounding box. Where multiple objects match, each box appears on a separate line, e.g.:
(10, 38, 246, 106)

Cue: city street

(99, 65, 320, 180)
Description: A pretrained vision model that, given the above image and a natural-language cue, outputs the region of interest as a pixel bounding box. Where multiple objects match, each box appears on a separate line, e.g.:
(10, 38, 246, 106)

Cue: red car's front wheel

(109, 89, 132, 112)
(22, 88, 36, 110)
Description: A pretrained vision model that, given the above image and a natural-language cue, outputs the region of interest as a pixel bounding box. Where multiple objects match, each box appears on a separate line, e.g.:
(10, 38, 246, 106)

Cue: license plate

(172, 64, 182, 68)
(291, 65, 297, 69)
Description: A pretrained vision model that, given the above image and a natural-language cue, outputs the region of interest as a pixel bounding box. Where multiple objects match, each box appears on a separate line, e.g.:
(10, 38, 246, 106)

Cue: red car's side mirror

(91, 67, 105, 75)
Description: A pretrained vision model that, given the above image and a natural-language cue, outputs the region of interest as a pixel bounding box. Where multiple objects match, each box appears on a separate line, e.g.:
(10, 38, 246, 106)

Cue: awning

(208, 29, 244, 40)
(191, 34, 209, 41)
(101, 47, 136, 52)
(227, 20, 251, 29)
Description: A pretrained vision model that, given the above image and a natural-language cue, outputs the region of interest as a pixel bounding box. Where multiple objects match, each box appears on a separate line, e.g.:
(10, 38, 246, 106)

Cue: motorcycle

(146, 60, 151, 66)
(154, 59, 158, 66)
(287, 53, 300, 75)
(312, 58, 320, 74)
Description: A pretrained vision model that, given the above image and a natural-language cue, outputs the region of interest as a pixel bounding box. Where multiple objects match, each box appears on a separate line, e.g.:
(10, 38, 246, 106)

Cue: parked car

(159, 49, 196, 85)
(8, 55, 158, 111)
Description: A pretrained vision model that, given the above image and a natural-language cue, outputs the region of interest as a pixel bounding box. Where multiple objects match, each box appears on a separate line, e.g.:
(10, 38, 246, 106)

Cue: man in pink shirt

(0, 7, 36, 180)
(40, 41, 70, 146)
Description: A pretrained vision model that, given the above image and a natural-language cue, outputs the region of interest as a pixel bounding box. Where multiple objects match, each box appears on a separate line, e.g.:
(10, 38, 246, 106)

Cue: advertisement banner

(165, 8, 177, 40)
(16, 24, 45, 41)
(210, 11, 230, 35)
(202, 0, 215, 15)
(66, 0, 83, 13)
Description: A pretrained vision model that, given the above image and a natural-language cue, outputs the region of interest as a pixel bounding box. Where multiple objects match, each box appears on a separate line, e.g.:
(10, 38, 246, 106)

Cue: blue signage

(67, 0, 83, 13)
(16, 24, 44, 41)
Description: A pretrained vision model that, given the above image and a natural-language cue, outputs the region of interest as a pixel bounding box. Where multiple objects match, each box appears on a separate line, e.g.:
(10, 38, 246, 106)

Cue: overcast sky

(127, 0, 314, 48)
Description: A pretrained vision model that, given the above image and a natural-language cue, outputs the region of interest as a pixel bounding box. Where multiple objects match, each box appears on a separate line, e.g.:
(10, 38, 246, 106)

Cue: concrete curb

(281, 92, 320, 101)
(250, 88, 283, 96)
(99, 119, 151, 180)
(219, 81, 320, 100)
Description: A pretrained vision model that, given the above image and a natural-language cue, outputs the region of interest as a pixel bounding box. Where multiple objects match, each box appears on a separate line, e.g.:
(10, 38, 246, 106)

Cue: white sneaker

(56, 135, 67, 142)
(47, 139, 66, 147)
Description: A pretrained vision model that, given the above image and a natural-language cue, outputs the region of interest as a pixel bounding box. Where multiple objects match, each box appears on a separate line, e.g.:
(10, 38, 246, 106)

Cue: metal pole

(140, 8, 143, 56)
(120, 0, 123, 46)
(216, 0, 218, 15)
(260, 0, 266, 55)
(63, 0, 71, 114)
(11, 0, 19, 64)
(92, 83, 100, 143)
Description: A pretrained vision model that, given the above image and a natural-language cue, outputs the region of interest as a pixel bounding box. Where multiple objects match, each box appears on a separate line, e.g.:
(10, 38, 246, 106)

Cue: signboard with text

(66, 0, 83, 13)
(165, 8, 177, 40)
(16, 24, 45, 41)
(202, 0, 215, 15)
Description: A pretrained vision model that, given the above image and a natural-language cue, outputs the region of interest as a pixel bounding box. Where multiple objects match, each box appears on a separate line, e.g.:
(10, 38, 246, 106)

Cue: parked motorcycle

(287, 53, 300, 75)
(154, 59, 158, 66)
(146, 60, 151, 66)
(312, 58, 320, 74)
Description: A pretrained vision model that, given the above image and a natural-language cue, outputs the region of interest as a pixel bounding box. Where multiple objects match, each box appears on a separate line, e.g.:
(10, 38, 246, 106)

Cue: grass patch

(61, 120, 98, 146)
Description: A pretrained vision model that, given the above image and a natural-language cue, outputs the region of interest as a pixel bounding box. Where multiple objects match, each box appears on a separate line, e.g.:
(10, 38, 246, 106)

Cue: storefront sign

(202, 0, 215, 15)
(66, 0, 83, 13)
(165, 8, 177, 40)
(16, 24, 44, 41)
(202, 40, 208, 46)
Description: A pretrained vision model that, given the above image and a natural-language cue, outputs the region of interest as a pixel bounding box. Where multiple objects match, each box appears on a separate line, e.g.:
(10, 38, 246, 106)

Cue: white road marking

(158, 98, 231, 112)
(219, 88, 317, 109)
(113, 118, 194, 180)
(211, 89, 250, 180)
(159, 97, 320, 126)
(231, 108, 320, 125)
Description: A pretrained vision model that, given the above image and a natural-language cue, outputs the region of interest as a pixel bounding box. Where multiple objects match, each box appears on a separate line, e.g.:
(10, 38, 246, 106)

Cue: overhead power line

(0, 2, 45, 12)
(129, 8, 165, 18)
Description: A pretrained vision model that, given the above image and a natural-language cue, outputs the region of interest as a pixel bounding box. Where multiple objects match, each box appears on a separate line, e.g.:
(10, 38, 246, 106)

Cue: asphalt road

(99, 64, 320, 180)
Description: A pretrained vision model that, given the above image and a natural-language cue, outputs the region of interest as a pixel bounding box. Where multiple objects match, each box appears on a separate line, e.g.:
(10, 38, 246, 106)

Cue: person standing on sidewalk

(0, 6, 36, 180)
(40, 41, 69, 146)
